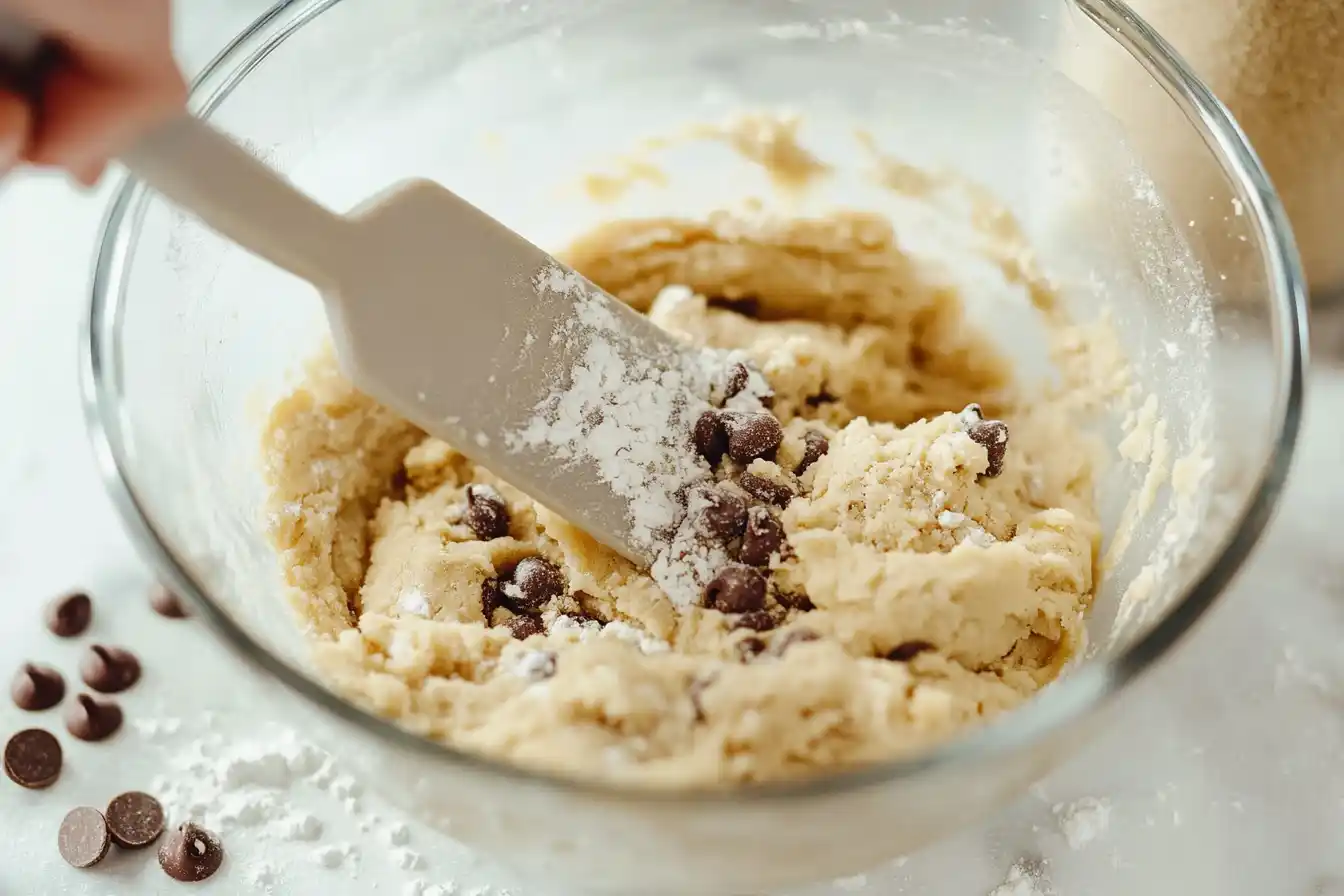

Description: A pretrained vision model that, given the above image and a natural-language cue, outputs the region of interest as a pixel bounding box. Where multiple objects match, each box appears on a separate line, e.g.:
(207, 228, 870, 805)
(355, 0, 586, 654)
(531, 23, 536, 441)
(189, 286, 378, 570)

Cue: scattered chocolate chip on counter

(967, 418, 1010, 478)
(65, 693, 124, 742)
(149, 583, 191, 619)
(58, 807, 111, 869)
(795, 429, 830, 475)
(886, 640, 937, 662)
(158, 822, 225, 882)
(722, 411, 784, 463)
(464, 483, 511, 540)
(738, 506, 786, 566)
(504, 615, 545, 640)
(4, 728, 63, 789)
(11, 662, 66, 711)
(45, 591, 93, 638)
(106, 791, 166, 849)
(504, 557, 567, 612)
(738, 471, 795, 509)
(79, 645, 141, 694)
(693, 410, 728, 464)
(705, 564, 767, 614)
(694, 485, 748, 541)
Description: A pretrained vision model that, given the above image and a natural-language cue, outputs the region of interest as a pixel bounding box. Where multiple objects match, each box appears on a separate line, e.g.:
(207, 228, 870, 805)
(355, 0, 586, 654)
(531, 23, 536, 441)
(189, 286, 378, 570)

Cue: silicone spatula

(0, 17, 719, 567)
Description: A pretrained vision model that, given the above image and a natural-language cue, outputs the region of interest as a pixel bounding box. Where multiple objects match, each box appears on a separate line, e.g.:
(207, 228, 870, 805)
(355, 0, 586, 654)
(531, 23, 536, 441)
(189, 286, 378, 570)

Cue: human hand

(0, 0, 186, 184)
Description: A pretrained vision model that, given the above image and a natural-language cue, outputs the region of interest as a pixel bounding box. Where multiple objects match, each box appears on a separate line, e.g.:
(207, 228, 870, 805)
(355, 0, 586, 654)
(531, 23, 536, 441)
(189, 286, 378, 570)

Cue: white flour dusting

(1053, 796, 1112, 850)
(510, 271, 771, 605)
(988, 861, 1053, 896)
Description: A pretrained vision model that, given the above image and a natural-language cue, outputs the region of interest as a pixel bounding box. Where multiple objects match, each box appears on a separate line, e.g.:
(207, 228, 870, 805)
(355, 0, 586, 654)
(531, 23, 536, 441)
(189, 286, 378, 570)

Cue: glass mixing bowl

(82, 0, 1307, 893)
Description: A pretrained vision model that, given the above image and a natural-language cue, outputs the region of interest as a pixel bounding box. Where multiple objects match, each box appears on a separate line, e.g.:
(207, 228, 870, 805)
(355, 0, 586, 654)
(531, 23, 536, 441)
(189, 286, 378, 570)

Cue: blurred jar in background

(1132, 1, 1344, 300)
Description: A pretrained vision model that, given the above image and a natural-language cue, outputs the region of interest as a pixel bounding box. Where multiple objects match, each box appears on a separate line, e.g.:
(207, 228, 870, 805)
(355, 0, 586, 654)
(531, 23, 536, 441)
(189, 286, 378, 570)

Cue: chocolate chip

(149, 583, 190, 619)
(79, 645, 141, 694)
(65, 693, 123, 742)
(106, 791, 166, 849)
(722, 363, 750, 401)
(11, 662, 65, 711)
(506, 557, 566, 612)
(967, 419, 1010, 478)
(158, 822, 224, 882)
(694, 486, 747, 541)
(738, 471, 795, 508)
(770, 628, 820, 656)
(722, 411, 784, 463)
(886, 640, 937, 662)
(739, 506, 786, 566)
(736, 637, 768, 662)
(732, 610, 777, 633)
(704, 564, 767, 614)
(4, 728, 62, 789)
(504, 615, 544, 640)
(45, 591, 92, 637)
(774, 590, 815, 612)
(795, 430, 830, 475)
(58, 807, 111, 868)
(465, 484, 511, 540)
(693, 410, 728, 465)
(481, 577, 502, 621)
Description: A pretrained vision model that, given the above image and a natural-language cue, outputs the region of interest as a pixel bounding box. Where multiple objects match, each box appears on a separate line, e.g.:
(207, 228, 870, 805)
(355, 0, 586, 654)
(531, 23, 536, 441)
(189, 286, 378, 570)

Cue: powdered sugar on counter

(509, 270, 771, 606)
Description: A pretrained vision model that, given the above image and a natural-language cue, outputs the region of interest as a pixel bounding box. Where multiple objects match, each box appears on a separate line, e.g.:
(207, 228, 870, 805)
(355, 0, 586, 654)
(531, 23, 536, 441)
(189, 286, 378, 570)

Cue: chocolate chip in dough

(694, 486, 747, 541)
(735, 637, 768, 662)
(738, 506, 786, 566)
(506, 557, 566, 612)
(79, 645, 141, 694)
(738, 471, 795, 509)
(58, 807, 111, 869)
(795, 430, 830, 475)
(149, 583, 190, 619)
(886, 640, 937, 662)
(481, 577, 503, 621)
(967, 419, 1010, 478)
(722, 363, 751, 402)
(65, 693, 123, 742)
(704, 564, 767, 614)
(45, 591, 92, 638)
(504, 615, 545, 640)
(465, 484, 511, 540)
(722, 411, 784, 463)
(106, 791, 166, 849)
(731, 610, 777, 633)
(774, 590, 815, 613)
(11, 663, 65, 711)
(4, 728, 62, 789)
(693, 410, 728, 465)
(158, 822, 224, 882)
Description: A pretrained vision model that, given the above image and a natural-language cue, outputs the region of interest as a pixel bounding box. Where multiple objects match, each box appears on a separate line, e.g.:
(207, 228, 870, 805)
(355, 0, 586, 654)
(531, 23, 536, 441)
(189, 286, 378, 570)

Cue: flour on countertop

(989, 860, 1054, 896)
(1053, 796, 1112, 850)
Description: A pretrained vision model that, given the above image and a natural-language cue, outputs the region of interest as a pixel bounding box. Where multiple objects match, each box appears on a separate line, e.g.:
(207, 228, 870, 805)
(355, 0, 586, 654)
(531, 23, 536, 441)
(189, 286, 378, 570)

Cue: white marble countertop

(2, 3, 1343, 893)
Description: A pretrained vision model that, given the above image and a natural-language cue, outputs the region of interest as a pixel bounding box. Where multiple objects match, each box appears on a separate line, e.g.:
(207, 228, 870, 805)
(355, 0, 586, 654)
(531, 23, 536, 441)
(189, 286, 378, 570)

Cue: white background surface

(3, 2, 1344, 893)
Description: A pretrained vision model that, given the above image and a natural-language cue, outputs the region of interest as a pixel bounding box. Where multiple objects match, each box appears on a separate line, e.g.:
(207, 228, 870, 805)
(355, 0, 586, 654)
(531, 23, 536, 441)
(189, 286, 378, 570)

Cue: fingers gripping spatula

(0, 16, 732, 569)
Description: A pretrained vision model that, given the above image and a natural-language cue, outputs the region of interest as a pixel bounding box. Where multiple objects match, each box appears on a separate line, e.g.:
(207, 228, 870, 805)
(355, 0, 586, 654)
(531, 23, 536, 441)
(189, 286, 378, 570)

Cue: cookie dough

(262, 210, 1099, 787)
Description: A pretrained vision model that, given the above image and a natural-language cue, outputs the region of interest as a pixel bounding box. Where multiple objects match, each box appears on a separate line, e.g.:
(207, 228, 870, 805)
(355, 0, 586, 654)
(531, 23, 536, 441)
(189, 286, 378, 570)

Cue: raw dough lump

(262, 210, 1099, 787)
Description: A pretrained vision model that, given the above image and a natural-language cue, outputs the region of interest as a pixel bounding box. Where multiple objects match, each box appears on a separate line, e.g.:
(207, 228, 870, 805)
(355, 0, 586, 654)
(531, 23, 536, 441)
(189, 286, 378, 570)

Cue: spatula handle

(0, 12, 352, 291)
(123, 114, 355, 289)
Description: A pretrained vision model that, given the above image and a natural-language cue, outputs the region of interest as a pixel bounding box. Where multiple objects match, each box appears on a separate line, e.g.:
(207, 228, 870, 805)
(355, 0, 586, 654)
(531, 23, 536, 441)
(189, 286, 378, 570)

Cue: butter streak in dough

(262, 211, 1099, 787)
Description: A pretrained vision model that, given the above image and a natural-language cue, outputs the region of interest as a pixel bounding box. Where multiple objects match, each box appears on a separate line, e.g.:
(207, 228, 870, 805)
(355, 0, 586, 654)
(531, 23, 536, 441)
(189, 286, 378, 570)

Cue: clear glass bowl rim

(80, 0, 1309, 803)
